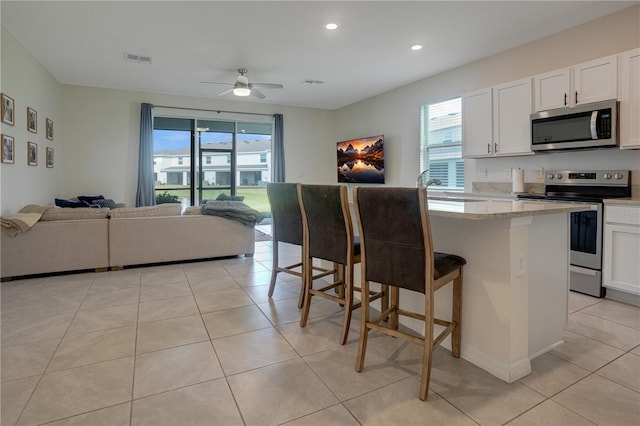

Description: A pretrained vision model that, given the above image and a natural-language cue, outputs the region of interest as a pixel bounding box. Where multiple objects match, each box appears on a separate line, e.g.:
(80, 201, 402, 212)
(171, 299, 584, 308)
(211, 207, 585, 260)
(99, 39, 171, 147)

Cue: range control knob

(603, 173, 613, 179)
(556, 173, 563, 180)
(614, 173, 624, 180)
(547, 173, 555, 179)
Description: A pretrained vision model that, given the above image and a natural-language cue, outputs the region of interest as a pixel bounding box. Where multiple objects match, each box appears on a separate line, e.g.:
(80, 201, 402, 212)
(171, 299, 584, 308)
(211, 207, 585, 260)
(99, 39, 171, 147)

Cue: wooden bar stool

(266, 183, 333, 308)
(297, 184, 384, 345)
(353, 186, 466, 400)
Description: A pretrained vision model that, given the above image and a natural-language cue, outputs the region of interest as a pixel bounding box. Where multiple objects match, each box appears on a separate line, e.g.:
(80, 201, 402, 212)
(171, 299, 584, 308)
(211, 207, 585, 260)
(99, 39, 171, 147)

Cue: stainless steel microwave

(530, 99, 618, 152)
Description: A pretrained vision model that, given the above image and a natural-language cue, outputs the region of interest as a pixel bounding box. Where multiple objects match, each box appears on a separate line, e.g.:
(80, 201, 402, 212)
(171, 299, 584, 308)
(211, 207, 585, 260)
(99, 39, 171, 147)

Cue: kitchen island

(399, 199, 592, 383)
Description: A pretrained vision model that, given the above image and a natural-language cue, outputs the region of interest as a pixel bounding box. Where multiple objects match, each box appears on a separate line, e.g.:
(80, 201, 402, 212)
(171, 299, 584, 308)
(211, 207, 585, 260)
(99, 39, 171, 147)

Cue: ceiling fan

(201, 68, 283, 99)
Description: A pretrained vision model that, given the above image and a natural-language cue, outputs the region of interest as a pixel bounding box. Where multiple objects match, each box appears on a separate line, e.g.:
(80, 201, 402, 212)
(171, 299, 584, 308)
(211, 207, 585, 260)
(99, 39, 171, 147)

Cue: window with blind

(419, 98, 464, 190)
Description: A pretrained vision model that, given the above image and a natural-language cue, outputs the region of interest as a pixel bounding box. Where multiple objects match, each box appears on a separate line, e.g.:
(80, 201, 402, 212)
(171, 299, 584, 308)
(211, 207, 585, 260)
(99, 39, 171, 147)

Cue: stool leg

(299, 255, 313, 328)
(297, 245, 305, 309)
(451, 270, 463, 358)
(268, 240, 279, 297)
(339, 262, 353, 345)
(390, 286, 400, 330)
(355, 280, 370, 372)
(420, 291, 435, 401)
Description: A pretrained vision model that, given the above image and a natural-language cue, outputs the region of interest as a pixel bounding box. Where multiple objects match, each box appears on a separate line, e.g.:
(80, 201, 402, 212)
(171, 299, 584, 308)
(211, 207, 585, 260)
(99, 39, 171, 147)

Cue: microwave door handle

(590, 111, 598, 139)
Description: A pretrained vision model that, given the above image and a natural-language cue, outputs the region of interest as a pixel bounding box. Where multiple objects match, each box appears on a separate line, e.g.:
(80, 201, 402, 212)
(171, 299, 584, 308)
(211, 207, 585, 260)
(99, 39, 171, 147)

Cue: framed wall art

(27, 141, 37, 166)
(27, 107, 37, 133)
(1, 94, 14, 126)
(2, 134, 14, 164)
(46, 147, 54, 168)
(46, 118, 54, 140)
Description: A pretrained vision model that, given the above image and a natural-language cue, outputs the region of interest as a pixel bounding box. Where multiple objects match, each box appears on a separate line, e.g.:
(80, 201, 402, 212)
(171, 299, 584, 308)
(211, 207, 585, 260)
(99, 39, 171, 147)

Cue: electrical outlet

(504, 168, 512, 178)
(534, 168, 544, 179)
(476, 168, 487, 178)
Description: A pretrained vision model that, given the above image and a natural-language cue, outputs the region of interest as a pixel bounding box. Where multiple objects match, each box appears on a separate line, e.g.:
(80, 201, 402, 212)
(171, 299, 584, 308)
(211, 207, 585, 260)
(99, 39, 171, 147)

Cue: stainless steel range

(518, 170, 631, 297)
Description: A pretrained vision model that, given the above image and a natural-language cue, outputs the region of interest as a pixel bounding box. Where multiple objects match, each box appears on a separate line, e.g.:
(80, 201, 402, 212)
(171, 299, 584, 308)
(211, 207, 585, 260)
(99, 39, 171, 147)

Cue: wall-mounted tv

(337, 135, 385, 184)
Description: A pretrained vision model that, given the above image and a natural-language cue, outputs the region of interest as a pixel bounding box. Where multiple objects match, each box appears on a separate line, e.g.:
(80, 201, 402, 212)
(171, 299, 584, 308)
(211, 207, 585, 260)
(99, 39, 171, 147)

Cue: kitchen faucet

(416, 170, 442, 188)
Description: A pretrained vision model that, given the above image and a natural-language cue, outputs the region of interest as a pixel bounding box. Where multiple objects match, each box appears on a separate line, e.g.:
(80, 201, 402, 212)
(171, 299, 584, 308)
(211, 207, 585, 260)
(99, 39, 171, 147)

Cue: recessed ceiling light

(411, 45, 423, 51)
(325, 23, 338, 30)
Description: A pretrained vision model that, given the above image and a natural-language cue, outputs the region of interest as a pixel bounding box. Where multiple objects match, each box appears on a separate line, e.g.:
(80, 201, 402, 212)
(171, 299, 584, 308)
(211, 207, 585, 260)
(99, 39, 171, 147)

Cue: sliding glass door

(153, 116, 272, 216)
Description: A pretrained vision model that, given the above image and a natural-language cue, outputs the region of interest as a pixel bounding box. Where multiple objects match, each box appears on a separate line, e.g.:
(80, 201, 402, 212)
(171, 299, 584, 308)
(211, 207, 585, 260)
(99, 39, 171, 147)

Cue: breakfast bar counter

(405, 199, 590, 382)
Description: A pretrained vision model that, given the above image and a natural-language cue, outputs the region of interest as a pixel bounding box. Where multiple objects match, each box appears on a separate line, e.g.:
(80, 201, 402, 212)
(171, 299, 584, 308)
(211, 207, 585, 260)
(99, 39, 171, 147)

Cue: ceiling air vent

(123, 52, 152, 64)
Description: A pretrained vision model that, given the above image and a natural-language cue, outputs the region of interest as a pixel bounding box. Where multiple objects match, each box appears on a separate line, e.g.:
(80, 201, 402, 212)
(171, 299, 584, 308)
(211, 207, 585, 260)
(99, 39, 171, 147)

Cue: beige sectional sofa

(1, 204, 255, 279)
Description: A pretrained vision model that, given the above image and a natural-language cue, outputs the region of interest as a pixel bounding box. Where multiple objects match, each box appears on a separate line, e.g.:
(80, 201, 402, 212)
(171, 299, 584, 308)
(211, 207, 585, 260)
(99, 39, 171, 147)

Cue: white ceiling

(1, 1, 636, 110)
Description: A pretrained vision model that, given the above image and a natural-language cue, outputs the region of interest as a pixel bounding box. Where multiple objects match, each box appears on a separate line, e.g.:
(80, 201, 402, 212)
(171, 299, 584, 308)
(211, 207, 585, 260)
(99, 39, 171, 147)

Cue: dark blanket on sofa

(201, 201, 264, 227)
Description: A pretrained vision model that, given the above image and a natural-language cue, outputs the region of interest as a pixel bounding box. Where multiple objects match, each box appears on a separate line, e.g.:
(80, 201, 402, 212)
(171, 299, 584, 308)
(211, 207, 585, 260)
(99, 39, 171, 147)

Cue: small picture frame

(27, 141, 37, 166)
(1, 93, 14, 126)
(46, 147, 54, 168)
(46, 118, 54, 140)
(27, 107, 37, 133)
(2, 134, 14, 164)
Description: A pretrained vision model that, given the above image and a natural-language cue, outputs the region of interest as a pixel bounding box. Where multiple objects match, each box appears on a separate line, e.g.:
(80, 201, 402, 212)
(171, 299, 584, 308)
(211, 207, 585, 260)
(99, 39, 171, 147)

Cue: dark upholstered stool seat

(353, 186, 465, 401)
(433, 252, 466, 281)
(297, 184, 384, 345)
(267, 183, 333, 308)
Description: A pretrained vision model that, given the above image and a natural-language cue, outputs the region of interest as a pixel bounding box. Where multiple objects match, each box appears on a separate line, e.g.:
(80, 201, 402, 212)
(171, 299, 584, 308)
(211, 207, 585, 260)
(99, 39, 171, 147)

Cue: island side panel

(429, 215, 532, 382)
(528, 213, 570, 358)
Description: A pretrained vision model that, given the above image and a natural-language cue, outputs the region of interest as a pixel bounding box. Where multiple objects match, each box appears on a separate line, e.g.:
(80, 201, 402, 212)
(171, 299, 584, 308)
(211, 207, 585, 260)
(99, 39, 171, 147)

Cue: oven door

(569, 203, 602, 270)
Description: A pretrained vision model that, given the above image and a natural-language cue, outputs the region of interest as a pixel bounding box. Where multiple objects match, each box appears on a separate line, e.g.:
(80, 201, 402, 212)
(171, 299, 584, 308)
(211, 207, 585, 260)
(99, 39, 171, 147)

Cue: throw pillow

(77, 195, 105, 204)
(216, 193, 245, 202)
(92, 199, 117, 209)
(55, 198, 91, 208)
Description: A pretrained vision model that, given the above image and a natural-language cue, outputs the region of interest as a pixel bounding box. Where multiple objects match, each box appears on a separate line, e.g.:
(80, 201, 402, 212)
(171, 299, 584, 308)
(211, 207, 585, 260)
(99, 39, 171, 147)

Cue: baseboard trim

(460, 345, 531, 383)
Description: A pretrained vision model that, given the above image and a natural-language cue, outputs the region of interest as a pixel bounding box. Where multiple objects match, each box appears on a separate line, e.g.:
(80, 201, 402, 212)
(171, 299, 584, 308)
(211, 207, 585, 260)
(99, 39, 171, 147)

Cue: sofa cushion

(183, 206, 202, 215)
(41, 207, 111, 221)
(110, 204, 181, 218)
(55, 198, 91, 208)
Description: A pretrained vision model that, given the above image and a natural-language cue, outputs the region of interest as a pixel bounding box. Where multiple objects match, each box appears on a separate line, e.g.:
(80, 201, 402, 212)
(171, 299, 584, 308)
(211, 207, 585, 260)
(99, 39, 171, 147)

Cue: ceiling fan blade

(201, 81, 232, 85)
(251, 88, 266, 99)
(250, 83, 283, 89)
(217, 87, 234, 96)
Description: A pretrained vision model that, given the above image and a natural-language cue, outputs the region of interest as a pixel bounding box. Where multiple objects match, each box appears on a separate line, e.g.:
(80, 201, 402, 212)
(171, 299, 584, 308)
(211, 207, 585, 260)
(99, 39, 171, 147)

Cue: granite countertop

(427, 199, 592, 220)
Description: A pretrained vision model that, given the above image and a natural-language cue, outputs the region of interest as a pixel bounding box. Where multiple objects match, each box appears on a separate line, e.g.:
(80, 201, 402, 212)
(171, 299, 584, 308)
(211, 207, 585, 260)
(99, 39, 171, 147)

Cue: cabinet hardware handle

(575, 91, 578, 104)
(494, 142, 498, 153)
(564, 93, 568, 106)
(487, 143, 491, 154)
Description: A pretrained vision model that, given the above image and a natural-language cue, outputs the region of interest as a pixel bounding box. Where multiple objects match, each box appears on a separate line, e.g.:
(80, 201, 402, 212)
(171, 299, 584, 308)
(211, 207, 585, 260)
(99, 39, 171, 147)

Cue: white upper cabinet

(462, 88, 493, 157)
(493, 79, 534, 156)
(619, 48, 640, 149)
(463, 78, 533, 158)
(533, 55, 618, 112)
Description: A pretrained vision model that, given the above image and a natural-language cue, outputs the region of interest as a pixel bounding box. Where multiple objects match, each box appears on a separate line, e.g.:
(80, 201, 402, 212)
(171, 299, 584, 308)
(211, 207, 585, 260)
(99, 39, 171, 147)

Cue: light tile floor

(2, 240, 639, 426)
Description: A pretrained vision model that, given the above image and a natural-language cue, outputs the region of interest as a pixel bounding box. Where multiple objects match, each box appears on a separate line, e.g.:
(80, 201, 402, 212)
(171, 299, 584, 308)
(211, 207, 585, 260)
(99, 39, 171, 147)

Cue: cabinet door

(462, 88, 493, 158)
(619, 48, 640, 149)
(533, 68, 570, 112)
(493, 78, 534, 156)
(573, 55, 618, 105)
(603, 223, 640, 295)
(603, 206, 640, 296)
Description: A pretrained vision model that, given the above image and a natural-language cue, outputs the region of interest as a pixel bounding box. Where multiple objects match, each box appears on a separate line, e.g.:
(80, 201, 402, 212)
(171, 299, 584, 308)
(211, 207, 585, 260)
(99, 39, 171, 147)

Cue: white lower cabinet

(603, 205, 640, 296)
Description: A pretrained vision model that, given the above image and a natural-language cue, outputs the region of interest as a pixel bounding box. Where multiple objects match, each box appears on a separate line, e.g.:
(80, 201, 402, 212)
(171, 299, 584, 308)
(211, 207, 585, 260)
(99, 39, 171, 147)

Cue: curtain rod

(153, 105, 275, 118)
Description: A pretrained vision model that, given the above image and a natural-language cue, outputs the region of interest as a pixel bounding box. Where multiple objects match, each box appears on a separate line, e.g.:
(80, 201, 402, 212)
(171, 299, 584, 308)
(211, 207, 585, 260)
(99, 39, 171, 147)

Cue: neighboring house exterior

(153, 139, 272, 187)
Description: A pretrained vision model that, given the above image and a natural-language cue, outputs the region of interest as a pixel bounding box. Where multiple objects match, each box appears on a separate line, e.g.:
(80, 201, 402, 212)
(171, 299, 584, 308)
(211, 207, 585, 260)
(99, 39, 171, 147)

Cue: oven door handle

(570, 265, 598, 276)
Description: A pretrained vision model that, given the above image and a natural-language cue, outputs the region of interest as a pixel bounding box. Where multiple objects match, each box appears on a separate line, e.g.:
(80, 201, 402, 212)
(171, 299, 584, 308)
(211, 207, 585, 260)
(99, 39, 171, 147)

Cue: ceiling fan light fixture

(233, 87, 251, 96)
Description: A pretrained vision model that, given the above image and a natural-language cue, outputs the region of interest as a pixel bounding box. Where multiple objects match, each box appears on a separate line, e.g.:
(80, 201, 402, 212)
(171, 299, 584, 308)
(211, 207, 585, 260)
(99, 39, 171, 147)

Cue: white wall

(1, 26, 62, 215)
(333, 5, 640, 190)
(60, 86, 335, 207)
